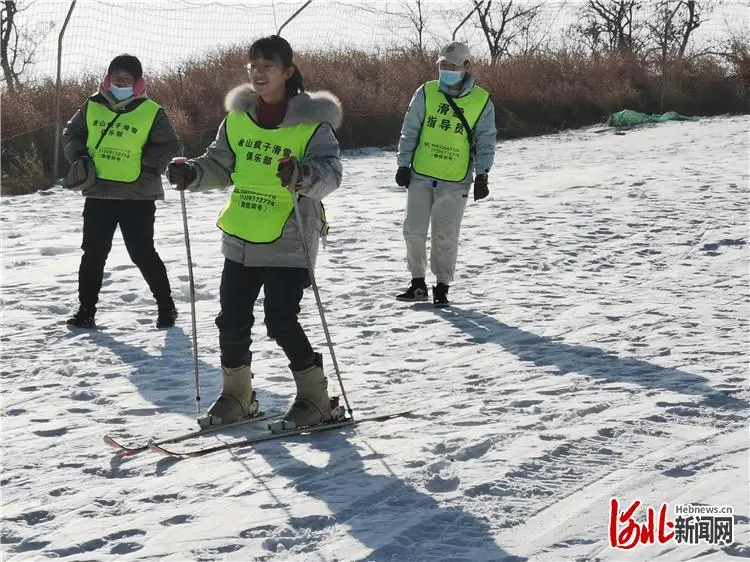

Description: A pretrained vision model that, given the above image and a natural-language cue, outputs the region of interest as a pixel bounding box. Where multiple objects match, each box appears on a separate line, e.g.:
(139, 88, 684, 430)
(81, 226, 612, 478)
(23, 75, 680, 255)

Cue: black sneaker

(396, 278, 429, 302)
(433, 283, 449, 306)
(156, 302, 178, 328)
(67, 307, 96, 329)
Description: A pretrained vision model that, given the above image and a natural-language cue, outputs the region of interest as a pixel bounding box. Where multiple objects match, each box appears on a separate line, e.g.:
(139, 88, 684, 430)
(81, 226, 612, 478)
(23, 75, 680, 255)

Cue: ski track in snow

(1, 116, 748, 561)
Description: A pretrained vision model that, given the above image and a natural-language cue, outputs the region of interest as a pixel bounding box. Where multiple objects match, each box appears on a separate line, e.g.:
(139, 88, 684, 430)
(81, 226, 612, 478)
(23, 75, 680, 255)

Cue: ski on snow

(103, 411, 283, 456)
(148, 410, 414, 458)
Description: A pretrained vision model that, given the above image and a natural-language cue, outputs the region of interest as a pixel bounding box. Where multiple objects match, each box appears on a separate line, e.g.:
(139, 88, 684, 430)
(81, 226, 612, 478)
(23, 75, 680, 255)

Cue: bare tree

(571, 0, 644, 57)
(720, 10, 750, 70)
(1, 0, 54, 92)
(0, 0, 18, 90)
(677, 0, 705, 57)
(645, 0, 709, 62)
(358, 0, 431, 56)
(403, 0, 427, 55)
(473, 0, 545, 64)
(452, 1, 483, 41)
(516, 1, 563, 56)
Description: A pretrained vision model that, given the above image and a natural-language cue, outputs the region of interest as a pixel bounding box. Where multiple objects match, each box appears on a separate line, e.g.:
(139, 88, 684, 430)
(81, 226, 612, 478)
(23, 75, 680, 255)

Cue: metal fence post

(53, 0, 77, 182)
(277, 0, 312, 35)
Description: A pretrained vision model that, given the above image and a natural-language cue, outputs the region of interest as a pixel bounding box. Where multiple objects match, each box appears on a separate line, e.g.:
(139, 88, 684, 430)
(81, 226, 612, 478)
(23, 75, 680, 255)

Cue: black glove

(277, 156, 308, 191)
(473, 174, 489, 201)
(65, 155, 95, 191)
(166, 157, 196, 190)
(395, 166, 411, 188)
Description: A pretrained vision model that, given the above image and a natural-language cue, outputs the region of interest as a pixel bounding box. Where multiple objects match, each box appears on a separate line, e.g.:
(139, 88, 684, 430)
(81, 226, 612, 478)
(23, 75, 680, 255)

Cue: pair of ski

(104, 410, 412, 458)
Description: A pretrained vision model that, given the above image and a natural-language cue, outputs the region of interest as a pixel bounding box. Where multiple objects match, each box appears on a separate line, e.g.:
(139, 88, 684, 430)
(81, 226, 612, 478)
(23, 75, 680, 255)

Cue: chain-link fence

(15, 0, 749, 81)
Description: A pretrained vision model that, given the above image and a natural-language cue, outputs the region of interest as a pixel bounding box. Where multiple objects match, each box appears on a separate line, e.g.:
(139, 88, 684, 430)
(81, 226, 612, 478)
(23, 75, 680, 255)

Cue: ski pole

(172, 158, 201, 415)
(283, 158, 354, 420)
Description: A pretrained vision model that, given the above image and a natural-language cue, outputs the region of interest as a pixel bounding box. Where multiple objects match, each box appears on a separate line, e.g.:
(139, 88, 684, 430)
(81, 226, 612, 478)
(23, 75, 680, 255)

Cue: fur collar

(224, 84, 343, 130)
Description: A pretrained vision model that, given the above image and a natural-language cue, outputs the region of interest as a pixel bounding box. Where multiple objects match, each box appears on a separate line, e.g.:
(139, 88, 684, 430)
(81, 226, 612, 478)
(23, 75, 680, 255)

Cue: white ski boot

(198, 364, 258, 429)
(269, 353, 345, 433)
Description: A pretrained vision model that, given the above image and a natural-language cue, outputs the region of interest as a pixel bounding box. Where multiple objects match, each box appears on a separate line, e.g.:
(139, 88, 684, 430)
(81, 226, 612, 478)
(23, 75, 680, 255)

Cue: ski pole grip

(170, 157, 188, 190)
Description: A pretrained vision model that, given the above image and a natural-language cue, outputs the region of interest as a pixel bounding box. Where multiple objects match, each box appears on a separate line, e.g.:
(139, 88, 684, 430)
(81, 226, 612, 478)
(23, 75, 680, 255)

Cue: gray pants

(402, 184, 468, 285)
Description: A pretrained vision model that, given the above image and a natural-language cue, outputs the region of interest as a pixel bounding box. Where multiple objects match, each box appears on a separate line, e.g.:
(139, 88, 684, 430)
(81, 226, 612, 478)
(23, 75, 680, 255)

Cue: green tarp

(607, 109, 698, 127)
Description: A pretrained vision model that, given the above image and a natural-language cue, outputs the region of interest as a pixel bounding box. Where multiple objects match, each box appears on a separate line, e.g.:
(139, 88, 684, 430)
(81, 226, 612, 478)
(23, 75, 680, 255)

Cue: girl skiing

(166, 36, 343, 430)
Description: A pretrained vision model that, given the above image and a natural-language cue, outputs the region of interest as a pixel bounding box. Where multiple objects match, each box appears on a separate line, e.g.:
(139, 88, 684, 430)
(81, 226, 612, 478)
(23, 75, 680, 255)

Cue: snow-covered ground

(1, 115, 748, 561)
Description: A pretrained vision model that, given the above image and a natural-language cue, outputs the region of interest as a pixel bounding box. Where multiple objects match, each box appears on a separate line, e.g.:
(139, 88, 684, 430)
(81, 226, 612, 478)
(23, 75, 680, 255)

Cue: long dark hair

(248, 35, 304, 96)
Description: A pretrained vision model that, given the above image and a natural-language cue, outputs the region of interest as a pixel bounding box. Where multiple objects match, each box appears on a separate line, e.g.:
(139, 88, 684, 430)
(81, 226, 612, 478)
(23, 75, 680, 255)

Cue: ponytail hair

(248, 35, 304, 97)
(286, 64, 304, 96)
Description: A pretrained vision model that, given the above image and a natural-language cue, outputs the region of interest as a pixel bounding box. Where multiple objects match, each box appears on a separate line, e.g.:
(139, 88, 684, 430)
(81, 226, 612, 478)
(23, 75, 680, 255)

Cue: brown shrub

(2, 48, 747, 195)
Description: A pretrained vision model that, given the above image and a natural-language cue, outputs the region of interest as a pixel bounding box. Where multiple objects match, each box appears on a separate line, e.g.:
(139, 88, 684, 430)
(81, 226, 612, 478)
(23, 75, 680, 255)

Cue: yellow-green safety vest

(85, 99, 161, 183)
(217, 112, 320, 244)
(411, 80, 490, 182)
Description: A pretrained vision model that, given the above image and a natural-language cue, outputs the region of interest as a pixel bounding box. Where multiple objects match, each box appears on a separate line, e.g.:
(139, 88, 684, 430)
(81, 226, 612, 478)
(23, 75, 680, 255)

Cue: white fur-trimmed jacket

(184, 85, 343, 270)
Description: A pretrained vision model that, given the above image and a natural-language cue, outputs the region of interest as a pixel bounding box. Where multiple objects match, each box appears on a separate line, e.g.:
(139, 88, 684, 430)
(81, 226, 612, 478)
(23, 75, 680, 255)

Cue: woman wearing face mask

(166, 35, 343, 431)
(395, 41, 497, 306)
(63, 54, 182, 330)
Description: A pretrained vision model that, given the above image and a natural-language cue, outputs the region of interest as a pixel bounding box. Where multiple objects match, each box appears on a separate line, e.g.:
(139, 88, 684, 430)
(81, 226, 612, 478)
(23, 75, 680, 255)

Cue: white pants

(402, 184, 468, 285)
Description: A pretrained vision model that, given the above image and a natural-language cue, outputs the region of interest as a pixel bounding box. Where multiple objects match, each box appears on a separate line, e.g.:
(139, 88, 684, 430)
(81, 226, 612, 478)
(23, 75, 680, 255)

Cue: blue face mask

(439, 69, 464, 86)
(109, 85, 133, 101)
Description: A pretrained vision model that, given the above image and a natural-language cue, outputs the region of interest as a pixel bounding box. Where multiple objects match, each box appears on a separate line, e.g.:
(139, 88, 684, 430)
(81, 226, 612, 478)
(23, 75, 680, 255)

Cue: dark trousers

(216, 258, 314, 370)
(77, 198, 172, 310)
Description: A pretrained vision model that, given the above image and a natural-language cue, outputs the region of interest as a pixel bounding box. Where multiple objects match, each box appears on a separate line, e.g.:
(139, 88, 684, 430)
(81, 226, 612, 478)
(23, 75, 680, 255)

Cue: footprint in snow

(34, 428, 68, 437)
(425, 473, 461, 493)
(6, 510, 55, 525)
(160, 514, 195, 526)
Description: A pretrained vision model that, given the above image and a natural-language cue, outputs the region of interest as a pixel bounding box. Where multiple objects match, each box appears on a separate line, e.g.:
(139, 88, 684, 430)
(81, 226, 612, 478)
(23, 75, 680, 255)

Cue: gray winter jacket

(184, 85, 343, 269)
(63, 88, 182, 200)
(397, 74, 496, 191)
